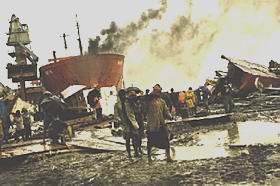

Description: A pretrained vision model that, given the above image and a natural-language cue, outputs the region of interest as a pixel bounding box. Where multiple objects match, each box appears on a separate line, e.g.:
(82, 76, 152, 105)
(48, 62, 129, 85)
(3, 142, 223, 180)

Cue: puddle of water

(235, 121, 280, 145)
(74, 120, 280, 161)
(156, 146, 238, 161)
(194, 121, 280, 147)
(157, 121, 280, 161)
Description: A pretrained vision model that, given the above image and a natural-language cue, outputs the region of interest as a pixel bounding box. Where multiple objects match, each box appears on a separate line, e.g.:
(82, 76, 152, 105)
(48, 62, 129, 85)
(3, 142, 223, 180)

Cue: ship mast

(76, 14, 83, 56)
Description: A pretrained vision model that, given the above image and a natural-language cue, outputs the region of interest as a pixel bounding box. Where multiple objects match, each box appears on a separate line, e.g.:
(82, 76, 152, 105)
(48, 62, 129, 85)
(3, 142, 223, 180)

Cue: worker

(201, 86, 211, 110)
(115, 89, 140, 158)
(170, 88, 178, 114)
(87, 88, 103, 120)
(146, 84, 173, 163)
(22, 108, 32, 140)
(13, 110, 25, 141)
(145, 89, 150, 95)
(40, 91, 65, 144)
(0, 100, 10, 144)
(134, 90, 145, 155)
(222, 79, 234, 113)
(0, 113, 4, 151)
(178, 91, 186, 105)
(95, 97, 103, 120)
(185, 87, 196, 116)
(48, 117, 67, 144)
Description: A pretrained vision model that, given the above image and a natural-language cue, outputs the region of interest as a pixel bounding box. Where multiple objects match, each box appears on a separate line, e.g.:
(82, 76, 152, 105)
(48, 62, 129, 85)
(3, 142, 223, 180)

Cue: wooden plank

(0, 143, 69, 160)
(167, 113, 232, 125)
(68, 139, 125, 151)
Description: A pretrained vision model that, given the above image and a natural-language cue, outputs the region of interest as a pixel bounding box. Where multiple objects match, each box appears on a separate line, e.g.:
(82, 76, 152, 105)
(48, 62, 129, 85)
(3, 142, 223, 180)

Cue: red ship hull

(39, 54, 124, 94)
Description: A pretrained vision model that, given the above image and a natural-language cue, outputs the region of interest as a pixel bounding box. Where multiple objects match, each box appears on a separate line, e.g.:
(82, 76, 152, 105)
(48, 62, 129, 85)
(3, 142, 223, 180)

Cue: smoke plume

(88, 0, 167, 54)
(90, 0, 280, 91)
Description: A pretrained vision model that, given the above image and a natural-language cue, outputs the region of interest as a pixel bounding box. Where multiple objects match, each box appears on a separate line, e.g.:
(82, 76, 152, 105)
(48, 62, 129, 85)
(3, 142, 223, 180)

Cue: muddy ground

(1, 93, 280, 185)
(1, 144, 280, 186)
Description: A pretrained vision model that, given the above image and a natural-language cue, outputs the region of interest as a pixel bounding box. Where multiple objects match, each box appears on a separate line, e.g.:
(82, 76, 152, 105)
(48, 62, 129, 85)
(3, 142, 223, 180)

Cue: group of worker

(114, 84, 174, 162)
(12, 108, 32, 142)
(0, 79, 234, 156)
(178, 87, 200, 117)
(0, 106, 32, 151)
(114, 81, 235, 162)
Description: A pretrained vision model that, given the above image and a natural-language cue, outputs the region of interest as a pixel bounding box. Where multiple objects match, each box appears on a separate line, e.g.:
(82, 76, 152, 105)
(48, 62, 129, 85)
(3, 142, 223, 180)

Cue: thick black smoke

(88, 0, 167, 54)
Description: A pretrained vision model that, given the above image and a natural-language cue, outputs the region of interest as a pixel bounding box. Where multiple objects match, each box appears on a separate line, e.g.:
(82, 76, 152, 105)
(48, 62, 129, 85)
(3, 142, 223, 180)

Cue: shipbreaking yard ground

(1, 92, 280, 185)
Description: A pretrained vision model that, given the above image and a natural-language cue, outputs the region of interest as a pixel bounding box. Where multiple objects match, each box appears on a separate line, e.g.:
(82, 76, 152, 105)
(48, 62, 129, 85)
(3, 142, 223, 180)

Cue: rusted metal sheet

(39, 54, 124, 94)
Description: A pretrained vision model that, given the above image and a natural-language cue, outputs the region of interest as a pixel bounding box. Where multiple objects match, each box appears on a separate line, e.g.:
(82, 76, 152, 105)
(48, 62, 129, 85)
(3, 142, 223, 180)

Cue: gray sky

(0, 0, 158, 88)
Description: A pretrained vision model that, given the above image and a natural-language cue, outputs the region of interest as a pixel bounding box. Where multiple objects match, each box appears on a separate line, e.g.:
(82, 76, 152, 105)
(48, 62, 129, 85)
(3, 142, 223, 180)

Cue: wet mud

(1, 95, 280, 185)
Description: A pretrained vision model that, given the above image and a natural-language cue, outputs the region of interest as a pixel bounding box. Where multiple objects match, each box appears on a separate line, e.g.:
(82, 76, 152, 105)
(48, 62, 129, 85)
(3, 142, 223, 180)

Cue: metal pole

(53, 51, 57, 62)
(63, 33, 68, 49)
(76, 14, 83, 56)
(20, 80, 26, 100)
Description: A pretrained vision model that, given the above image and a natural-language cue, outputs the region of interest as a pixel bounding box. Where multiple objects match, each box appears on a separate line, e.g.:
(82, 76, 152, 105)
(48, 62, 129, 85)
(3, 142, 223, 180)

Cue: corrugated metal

(222, 55, 280, 95)
(224, 56, 278, 78)
(39, 54, 124, 94)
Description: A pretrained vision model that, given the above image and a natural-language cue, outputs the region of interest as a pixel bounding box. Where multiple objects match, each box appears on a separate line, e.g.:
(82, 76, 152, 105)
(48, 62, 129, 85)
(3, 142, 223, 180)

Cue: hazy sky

(2, 0, 280, 91)
(0, 0, 159, 88)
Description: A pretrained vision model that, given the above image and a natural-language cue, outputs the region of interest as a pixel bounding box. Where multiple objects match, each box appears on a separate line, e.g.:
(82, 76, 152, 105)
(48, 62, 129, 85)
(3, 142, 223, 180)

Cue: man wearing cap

(146, 84, 173, 162)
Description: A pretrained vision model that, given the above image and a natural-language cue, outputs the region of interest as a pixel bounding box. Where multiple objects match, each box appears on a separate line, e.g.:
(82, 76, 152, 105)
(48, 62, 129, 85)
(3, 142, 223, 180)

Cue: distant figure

(160, 92, 173, 112)
(170, 88, 178, 114)
(40, 91, 65, 144)
(13, 110, 25, 141)
(87, 88, 103, 120)
(0, 113, 4, 151)
(95, 97, 103, 120)
(145, 89, 150, 95)
(48, 117, 67, 144)
(22, 108, 32, 139)
(133, 91, 145, 154)
(146, 84, 173, 162)
(107, 90, 117, 116)
(221, 80, 234, 113)
(0, 100, 10, 144)
(40, 91, 52, 144)
(178, 91, 187, 117)
(178, 91, 186, 106)
(185, 87, 196, 116)
(201, 86, 211, 110)
(87, 88, 102, 120)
